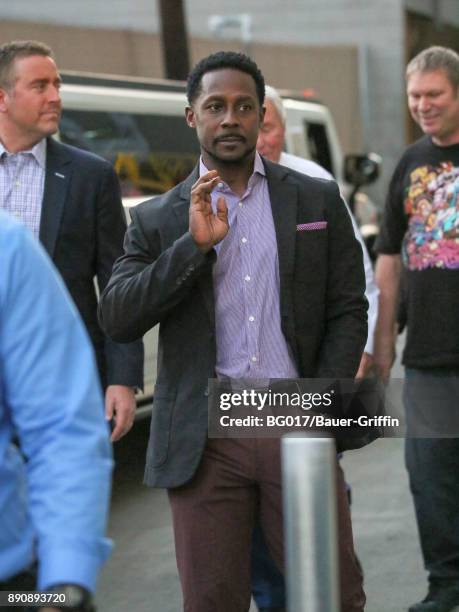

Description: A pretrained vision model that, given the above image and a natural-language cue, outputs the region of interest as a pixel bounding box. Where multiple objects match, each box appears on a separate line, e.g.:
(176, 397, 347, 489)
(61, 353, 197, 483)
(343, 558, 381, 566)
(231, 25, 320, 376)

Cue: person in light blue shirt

(0, 211, 113, 611)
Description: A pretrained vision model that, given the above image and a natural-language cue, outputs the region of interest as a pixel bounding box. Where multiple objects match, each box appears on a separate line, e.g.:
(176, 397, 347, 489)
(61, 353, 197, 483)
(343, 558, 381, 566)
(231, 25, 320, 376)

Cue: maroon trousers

(168, 438, 365, 612)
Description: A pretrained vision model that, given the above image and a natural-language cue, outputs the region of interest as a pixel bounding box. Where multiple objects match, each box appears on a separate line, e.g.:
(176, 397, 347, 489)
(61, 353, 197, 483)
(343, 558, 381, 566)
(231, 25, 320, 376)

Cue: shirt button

(244, 275, 251, 282)
(249, 316, 255, 322)
(241, 237, 247, 244)
(15, 181, 20, 186)
(251, 356, 257, 362)
(238, 201, 243, 208)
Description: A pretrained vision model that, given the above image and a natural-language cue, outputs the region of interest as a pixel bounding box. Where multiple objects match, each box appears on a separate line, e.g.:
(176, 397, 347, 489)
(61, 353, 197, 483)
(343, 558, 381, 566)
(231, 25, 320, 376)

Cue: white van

(58, 71, 380, 408)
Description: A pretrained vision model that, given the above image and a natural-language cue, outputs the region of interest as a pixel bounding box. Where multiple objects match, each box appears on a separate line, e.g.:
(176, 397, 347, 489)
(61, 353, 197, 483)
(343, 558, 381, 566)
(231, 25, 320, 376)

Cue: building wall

(3, 0, 457, 31)
(0, 20, 361, 158)
(404, 0, 459, 26)
(2, 0, 458, 204)
(0, 20, 164, 77)
(0, 3, 400, 205)
(0, 0, 161, 30)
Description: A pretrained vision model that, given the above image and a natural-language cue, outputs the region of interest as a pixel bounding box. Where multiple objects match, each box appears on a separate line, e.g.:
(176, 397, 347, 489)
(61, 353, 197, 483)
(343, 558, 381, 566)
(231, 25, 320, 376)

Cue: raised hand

(189, 170, 229, 253)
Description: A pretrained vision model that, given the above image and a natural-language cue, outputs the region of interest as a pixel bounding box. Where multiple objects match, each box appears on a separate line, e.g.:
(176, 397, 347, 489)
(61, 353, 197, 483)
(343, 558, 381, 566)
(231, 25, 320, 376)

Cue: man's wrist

(105, 384, 137, 393)
(193, 240, 213, 254)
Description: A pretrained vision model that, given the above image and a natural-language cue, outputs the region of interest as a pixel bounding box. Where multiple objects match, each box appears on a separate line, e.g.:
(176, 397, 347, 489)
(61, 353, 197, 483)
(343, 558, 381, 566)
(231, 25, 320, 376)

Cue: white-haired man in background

(252, 84, 378, 612)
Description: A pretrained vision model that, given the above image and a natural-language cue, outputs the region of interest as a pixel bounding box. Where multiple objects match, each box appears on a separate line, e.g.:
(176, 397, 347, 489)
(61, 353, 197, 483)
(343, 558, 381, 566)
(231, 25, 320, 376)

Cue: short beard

(201, 143, 256, 166)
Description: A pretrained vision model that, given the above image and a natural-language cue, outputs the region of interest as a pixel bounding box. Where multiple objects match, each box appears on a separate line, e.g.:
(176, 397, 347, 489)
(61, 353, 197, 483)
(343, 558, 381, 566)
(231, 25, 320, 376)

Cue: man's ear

(0, 88, 9, 113)
(259, 105, 266, 125)
(185, 106, 196, 128)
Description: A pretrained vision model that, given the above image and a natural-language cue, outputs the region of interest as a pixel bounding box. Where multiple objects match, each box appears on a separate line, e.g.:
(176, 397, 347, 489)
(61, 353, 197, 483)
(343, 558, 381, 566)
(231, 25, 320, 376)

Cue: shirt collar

(199, 151, 266, 181)
(0, 138, 47, 169)
(253, 151, 266, 176)
(0, 141, 8, 161)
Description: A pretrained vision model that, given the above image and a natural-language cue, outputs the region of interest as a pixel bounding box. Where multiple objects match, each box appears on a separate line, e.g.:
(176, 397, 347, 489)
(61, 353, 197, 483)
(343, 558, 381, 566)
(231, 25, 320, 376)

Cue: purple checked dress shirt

(200, 153, 298, 380)
(0, 140, 46, 240)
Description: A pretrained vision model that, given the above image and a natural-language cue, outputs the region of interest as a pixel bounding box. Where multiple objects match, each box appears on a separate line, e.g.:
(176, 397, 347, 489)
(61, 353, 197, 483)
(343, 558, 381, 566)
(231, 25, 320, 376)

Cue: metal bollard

(282, 434, 339, 612)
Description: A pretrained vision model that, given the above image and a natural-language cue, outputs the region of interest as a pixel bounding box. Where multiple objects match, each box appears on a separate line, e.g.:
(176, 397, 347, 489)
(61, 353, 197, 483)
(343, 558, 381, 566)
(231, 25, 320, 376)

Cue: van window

(60, 110, 200, 196)
(304, 121, 334, 178)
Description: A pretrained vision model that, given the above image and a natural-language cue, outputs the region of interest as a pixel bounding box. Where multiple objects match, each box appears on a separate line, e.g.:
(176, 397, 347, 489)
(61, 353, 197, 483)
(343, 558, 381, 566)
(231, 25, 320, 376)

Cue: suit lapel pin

(54, 172, 65, 179)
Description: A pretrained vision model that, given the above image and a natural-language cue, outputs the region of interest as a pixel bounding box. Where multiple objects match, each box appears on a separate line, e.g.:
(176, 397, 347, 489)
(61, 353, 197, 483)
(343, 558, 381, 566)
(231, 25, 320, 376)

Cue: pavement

(342, 438, 425, 611)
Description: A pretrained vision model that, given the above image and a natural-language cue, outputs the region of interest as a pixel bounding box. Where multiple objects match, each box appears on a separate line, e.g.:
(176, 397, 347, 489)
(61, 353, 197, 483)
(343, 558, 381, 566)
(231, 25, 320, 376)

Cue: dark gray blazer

(100, 158, 367, 487)
(40, 138, 143, 389)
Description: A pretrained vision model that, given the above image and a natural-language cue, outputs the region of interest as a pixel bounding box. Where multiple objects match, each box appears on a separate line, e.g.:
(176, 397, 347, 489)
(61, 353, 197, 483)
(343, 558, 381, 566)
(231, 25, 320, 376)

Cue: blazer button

(204, 386, 209, 396)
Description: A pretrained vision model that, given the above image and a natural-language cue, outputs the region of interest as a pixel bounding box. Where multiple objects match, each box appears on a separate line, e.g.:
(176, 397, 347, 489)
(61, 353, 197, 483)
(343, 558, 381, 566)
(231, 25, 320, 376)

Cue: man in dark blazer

(100, 52, 367, 611)
(0, 40, 143, 441)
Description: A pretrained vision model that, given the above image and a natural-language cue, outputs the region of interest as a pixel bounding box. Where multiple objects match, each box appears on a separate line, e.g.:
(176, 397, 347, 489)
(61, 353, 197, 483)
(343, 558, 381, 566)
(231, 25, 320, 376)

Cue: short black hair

(187, 51, 265, 107)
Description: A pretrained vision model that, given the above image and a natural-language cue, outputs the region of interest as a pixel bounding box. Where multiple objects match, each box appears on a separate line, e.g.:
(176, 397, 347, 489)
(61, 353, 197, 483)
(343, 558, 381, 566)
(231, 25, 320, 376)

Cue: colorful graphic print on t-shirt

(402, 162, 459, 270)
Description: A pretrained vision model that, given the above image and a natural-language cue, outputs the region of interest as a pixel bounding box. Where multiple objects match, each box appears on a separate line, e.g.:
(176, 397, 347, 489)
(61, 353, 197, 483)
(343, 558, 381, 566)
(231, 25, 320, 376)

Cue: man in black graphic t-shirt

(375, 46, 459, 612)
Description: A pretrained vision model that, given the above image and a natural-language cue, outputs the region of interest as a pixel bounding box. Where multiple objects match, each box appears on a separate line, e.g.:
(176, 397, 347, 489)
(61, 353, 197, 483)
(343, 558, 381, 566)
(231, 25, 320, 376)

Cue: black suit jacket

(40, 138, 143, 389)
(100, 159, 367, 487)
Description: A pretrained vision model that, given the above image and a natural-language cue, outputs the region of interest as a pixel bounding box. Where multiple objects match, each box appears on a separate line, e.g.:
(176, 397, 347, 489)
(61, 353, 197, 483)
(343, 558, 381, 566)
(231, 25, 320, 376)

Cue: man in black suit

(100, 52, 367, 611)
(0, 40, 143, 441)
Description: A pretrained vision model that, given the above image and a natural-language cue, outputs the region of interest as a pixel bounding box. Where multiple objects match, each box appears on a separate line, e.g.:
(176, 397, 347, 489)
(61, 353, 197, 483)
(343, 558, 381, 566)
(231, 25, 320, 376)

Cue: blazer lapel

(39, 139, 73, 258)
(172, 167, 199, 231)
(173, 167, 215, 326)
(263, 158, 299, 354)
(263, 158, 297, 292)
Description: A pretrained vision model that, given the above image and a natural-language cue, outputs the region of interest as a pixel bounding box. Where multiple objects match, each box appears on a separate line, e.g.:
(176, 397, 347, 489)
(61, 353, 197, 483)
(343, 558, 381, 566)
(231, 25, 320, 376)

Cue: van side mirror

(344, 153, 381, 187)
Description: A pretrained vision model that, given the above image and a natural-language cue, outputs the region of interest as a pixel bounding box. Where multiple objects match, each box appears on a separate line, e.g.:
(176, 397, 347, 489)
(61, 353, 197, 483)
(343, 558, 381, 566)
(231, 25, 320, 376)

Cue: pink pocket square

(296, 221, 328, 231)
